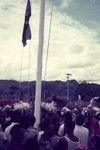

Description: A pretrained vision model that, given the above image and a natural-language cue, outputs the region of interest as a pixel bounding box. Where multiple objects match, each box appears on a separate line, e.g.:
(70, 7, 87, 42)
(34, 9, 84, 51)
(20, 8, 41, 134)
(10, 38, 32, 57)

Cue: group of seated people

(0, 97, 100, 150)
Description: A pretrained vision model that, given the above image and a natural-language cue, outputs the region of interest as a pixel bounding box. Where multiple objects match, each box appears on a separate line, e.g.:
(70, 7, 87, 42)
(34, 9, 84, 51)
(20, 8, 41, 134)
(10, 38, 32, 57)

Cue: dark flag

(22, 0, 31, 46)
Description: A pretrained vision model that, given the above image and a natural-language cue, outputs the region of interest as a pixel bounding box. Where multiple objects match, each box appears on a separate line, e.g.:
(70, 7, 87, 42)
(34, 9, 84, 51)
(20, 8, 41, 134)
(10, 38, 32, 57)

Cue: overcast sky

(0, 0, 100, 84)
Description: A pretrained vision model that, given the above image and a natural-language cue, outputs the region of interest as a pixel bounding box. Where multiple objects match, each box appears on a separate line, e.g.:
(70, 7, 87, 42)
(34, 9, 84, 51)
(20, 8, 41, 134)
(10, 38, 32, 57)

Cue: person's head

(52, 95, 58, 107)
(11, 110, 21, 123)
(27, 115, 36, 127)
(64, 111, 72, 123)
(20, 115, 29, 129)
(39, 119, 50, 131)
(10, 123, 25, 140)
(95, 112, 100, 121)
(95, 97, 100, 108)
(65, 121, 75, 135)
(76, 114, 85, 126)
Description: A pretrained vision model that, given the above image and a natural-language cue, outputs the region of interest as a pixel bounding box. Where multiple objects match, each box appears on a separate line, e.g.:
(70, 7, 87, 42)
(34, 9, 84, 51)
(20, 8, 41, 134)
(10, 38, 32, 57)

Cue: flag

(22, 0, 31, 46)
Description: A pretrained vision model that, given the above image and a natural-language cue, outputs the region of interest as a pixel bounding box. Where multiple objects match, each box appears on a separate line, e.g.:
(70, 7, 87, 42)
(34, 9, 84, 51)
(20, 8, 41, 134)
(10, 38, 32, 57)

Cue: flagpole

(34, 0, 45, 127)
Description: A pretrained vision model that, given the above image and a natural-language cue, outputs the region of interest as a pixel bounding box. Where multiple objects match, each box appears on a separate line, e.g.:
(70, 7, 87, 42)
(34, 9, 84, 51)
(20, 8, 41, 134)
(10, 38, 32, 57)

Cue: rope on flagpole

(42, 0, 54, 101)
(43, 0, 54, 81)
(27, 42, 31, 102)
(19, 46, 24, 100)
(26, 0, 32, 103)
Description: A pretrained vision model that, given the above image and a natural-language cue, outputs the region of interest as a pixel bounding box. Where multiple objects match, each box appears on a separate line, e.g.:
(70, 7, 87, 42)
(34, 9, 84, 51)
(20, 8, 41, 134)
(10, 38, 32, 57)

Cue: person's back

(23, 138, 39, 150)
(56, 137, 68, 150)
(74, 125, 89, 146)
(23, 115, 38, 141)
(91, 115, 100, 136)
(0, 139, 8, 150)
(7, 124, 25, 150)
(51, 135, 68, 150)
(39, 119, 54, 150)
(64, 121, 79, 150)
(90, 112, 100, 150)
(65, 136, 79, 150)
(74, 114, 89, 148)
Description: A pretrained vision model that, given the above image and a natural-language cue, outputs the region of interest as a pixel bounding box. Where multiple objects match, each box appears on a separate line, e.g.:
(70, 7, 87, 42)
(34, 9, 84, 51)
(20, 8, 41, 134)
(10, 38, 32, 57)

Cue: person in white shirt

(74, 114, 89, 149)
(64, 121, 79, 150)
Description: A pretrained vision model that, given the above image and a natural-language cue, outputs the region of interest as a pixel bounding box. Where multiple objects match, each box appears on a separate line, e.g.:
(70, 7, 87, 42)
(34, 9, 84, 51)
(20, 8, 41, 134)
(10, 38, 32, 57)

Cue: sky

(0, 0, 100, 84)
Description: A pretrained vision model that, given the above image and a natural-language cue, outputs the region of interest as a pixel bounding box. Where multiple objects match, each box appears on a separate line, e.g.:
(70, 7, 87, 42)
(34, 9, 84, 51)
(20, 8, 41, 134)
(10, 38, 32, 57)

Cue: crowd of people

(0, 97, 100, 150)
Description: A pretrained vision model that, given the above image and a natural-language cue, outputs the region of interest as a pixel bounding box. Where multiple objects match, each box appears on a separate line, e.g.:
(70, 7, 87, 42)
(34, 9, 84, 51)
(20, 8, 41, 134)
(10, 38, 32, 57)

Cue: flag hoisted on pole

(22, 0, 31, 46)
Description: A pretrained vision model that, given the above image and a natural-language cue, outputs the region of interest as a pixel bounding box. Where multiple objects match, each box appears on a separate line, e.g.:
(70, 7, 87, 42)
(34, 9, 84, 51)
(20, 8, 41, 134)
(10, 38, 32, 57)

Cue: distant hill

(0, 80, 100, 102)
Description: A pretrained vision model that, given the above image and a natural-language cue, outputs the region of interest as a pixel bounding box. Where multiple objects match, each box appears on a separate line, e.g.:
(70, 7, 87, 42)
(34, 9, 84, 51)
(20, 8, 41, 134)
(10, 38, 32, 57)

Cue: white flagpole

(34, 0, 45, 127)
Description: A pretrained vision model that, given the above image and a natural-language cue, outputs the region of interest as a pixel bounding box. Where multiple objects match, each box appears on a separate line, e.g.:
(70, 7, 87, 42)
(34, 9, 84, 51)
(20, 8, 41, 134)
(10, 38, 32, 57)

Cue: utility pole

(66, 73, 72, 101)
